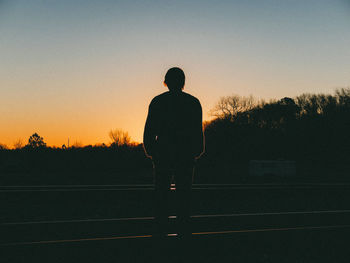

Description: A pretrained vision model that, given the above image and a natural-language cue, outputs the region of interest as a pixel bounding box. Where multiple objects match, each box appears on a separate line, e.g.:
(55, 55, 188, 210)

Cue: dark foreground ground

(1, 183, 350, 262)
(2, 226, 350, 263)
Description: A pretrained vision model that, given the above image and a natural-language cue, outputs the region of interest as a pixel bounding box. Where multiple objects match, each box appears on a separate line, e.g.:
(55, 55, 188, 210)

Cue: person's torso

(151, 91, 199, 160)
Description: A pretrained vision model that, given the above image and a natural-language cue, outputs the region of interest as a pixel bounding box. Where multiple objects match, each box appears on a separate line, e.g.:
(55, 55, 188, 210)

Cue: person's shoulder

(182, 92, 201, 106)
(149, 91, 170, 106)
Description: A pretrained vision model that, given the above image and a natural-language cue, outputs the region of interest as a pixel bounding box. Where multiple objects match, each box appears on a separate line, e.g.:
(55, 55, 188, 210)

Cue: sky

(1, 0, 350, 147)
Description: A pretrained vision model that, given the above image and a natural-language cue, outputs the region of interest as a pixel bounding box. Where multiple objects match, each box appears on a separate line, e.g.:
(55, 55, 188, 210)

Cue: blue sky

(1, 0, 349, 145)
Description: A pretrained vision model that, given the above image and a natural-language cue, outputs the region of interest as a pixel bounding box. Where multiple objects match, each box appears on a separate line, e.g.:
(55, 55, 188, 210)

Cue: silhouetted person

(143, 67, 204, 242)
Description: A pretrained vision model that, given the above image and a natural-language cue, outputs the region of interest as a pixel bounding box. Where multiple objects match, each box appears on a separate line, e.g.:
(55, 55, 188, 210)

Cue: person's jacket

(143, 90, 204, 162)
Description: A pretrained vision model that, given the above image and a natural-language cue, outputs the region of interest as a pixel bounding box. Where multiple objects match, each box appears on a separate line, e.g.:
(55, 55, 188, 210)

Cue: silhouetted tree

(13, 139, 24, 149)
(71, 141, 83, 148)
(1, 88, 349, 183)
(210, 94, 259, 121)
(26, 133, 46, 148)
(336, 88, 350, 107)
(0, 143, 8, 150)
(202, 88, 350, 181)
(109, 129, 132, 147)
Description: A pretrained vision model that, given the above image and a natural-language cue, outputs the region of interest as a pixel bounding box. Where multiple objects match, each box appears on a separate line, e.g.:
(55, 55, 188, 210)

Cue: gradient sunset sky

(1, 0, 349, 147)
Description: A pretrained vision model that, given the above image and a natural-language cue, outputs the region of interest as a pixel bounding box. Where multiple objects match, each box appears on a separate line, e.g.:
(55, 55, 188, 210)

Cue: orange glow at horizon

(0, 71, 344, 149)
(0, 103, 213, 148)
(0, 74, 215, 148)
(1, 1, 350, 149)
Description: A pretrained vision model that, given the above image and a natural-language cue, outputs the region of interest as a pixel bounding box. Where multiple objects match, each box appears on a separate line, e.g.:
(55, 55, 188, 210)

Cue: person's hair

(164, 67, 185, 91)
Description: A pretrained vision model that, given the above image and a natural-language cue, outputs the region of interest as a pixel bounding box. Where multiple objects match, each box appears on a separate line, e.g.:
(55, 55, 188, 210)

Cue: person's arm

(195, 101, 205, 159)
(143, 102, 156, 159)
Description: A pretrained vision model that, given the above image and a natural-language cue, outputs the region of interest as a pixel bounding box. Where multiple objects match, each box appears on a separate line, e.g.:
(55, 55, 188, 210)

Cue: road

(1, 183, 350, 262)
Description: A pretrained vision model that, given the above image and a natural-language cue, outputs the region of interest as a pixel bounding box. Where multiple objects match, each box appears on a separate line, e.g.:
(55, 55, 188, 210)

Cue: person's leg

(174, 163, 194, 240)
(153, 163, 171, 239)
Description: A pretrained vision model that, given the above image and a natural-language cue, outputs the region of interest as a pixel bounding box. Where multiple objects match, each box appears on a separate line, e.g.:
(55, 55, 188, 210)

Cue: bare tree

(210, 94, 258, 120)
(335, 87, 350, 107)
(296, 93, 338, 117)
(0, 143, 8, 150)
(13, 139, 24, 149)
(109, 129, 131, 146)
(71, 141, 83, 148)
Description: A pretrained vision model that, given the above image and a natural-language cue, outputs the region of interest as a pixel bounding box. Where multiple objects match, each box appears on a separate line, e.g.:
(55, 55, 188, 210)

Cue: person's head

(164, 67, 185, 92)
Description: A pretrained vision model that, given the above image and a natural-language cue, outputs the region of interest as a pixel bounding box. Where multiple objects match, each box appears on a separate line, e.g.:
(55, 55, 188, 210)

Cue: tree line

(199, 88, 350, 182)
(0, 88, 349, 183)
